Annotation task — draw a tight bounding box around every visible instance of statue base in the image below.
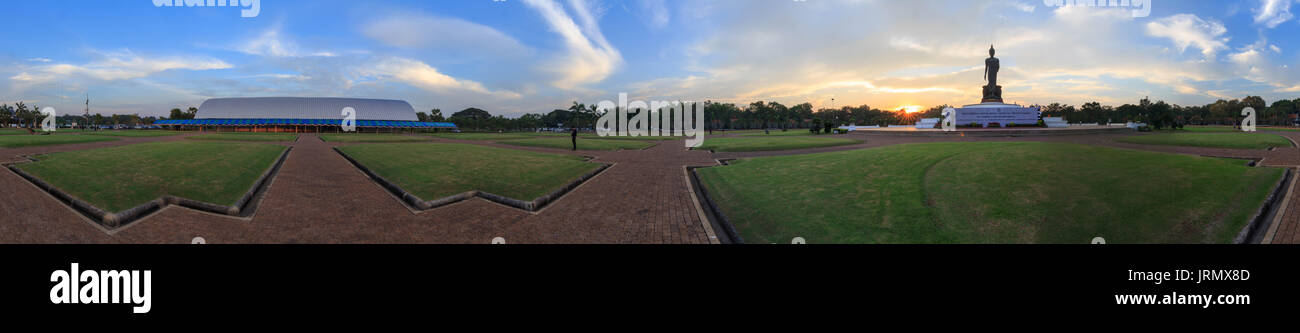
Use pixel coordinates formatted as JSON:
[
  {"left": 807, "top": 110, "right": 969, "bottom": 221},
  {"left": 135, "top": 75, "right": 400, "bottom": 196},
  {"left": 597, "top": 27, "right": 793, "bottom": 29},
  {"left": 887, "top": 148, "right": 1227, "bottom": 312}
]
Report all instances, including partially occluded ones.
[
  {"left": 955, "top": 102, "right": 1040, "bottom": 128},
  {"left": 981, "top": 85, "right": 1003, "bottom": 103}
]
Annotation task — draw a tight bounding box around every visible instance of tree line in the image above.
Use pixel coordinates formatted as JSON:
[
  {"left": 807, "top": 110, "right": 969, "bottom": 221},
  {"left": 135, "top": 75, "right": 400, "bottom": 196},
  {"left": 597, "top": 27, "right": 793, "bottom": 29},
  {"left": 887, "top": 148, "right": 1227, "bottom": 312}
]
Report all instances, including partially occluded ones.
[
  {"left": 440, "top": 100, "right": 929, "bottom": 132},
  {"left": 1036, "top": 95, "right": 1299, "bottom": 128},
  {"left": 7, "top": 94, "right": 1296, "bottom": 131},
  {"left": 0, "top": 103, "right": 200, "bottom": 128},
  {"left": 433, "top": 94, "right": 1300, "bottom": 132}
]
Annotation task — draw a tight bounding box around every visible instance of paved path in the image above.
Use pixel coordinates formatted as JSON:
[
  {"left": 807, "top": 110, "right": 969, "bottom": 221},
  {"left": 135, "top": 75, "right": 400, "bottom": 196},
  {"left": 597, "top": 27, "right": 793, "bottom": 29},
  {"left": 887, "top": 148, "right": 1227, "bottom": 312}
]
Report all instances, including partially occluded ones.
[
  {"left": 1, "top": 134, "right": 718, "bottom": 243},
  {"left": 3, "top": 129, "right": 1299, "bottom": 243}
]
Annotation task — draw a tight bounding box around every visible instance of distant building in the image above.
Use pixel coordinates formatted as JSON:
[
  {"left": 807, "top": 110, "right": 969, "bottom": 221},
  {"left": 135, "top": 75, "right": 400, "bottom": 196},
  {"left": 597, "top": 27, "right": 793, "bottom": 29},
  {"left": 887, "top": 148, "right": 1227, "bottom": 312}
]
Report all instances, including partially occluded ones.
[{"left": 155, "top": 97, "right": 456, "bottom": 132}]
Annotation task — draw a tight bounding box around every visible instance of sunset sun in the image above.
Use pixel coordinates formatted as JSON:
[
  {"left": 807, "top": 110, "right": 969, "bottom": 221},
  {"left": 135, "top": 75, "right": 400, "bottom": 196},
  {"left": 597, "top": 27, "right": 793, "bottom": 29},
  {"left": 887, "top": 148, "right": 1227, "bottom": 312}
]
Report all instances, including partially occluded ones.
[{"left": 897, "top": 105, "right": 923, "bottom": 113}]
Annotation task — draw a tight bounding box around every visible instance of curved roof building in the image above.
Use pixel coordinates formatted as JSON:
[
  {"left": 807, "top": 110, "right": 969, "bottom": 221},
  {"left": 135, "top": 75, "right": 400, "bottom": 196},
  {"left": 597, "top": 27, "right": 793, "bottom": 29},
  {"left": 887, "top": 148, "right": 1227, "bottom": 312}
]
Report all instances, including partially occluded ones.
[
  {"left": 155, "top": 97, "right": 456, "bottom": 130},
  {"left": 197, "top": 97, "right": 419, "bottom": 121}
]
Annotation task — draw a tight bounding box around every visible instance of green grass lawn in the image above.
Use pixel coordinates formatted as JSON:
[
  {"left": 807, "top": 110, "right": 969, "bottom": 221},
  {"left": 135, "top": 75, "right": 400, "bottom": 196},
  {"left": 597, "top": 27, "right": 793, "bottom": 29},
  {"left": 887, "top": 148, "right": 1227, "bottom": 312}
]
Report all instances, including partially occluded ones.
[
  {"left": 16, "top": 141, "right": 287, "bottom": 212},
  {"left": 531, "top": 131, "right": 686, "bottom": 141},
  {"left": 1183, "top": 126, "right": 1238, "bottom": 133},
  {"left": 738, "top": 130, "right": 826, "bottom": 137},
  {"left": 1185, "top": 126, "right": 1300, "bottom": 133},
  {"left": 714, "top": 130, "right": 765, "bottom": 135},
  {"left": 0, "top": 134, "right": 118, "bottom": 148},
  {"left": 580, "top": 134, "right": 684, "bottom": 141},
  {"left": 697, "top": 136, "right": 860, "bottom": 152},
  {"left": 696, "top": 142, "right": 1283, "bottom": 244},
  {"left": 320, "top": 133, "right": 431, "bottom": 143},
  {"left": 1118, "top": 132, "right": 1291, "bottom": 149},
  {"left": 1258, "top": 127, "right": 1300, "bottom": 132},
  {"left": 83, "top": 131, "right": 182, "bottom": 137},
  {"left": 187, "top": 132, "right": 299, "bottom": 142},
  {"left": 337, "top": 143, "right": 601, "bottom": 200},
  {"left": 0, "top": 128, "right": 30, "bottom": 136},
  {"left": 428, "top": 132, "right": 539, "bottom": 141},
  {"left": 497, "top": 137, "right": 653, "bottom": 151}
]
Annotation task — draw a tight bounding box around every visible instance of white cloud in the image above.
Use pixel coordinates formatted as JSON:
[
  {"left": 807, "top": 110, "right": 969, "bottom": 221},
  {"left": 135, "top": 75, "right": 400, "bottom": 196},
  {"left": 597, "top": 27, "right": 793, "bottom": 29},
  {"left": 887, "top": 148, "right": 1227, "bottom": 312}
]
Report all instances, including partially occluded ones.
[
  {"left": 363, "top": 57, "right": 521, "bottom": 98},
  {"left": 639, "top": 0, "right": 671, "bottom": 28},
  {"left": 1230, "top": 48, "right": 1262, "bottom": 66},
  {"left": 1253, "top": 0, "right": 1295, "bottom": 28},
  {"left": 1145, "top": 14, "right": 1229, "bottom": 59},
  {"left": 522, "top": 0, "right": 623, "bottom": 89},
  {"left": 363, "top": 14, "right": 530, "bottom": 56},
  {"left": 1008, "top": 1, "right": 1035, "bottom": 13},
  {"left": 238, "top": 27, "right": 336, "bottom": 58},
  {"left": 623, "top": 1, "right": 1293, "bottom": 109},
  {"left": 10, "top": 50, "right": 231, "bottom": 84}
]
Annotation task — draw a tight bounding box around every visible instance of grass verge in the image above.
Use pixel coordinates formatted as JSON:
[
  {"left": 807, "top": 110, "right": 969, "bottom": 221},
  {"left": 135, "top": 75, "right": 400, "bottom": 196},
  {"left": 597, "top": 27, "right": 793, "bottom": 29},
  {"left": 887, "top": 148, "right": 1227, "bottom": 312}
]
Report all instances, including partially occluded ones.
[
  {"left": 16, "top": 141, "right": 287, "bottom": 212},
  {"left": 337, "top": 143, "right": 601, "bottom": 200},
  {"left": 1118, "top": 132, "right": 1291, "bottom": 149},
  {"left": 695, "top": 142, "right": 1283, "bottom": 244},
  {"left": 697, "top": 136, "right": 860, "bottom": 152}
]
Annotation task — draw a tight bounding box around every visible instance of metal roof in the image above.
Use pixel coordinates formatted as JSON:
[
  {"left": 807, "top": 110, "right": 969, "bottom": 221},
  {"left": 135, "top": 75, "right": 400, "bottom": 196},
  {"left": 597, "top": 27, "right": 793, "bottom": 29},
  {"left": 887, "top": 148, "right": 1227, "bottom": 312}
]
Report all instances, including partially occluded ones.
[{"left": 197, "top": 97, "right": 419, "bottom": 121}]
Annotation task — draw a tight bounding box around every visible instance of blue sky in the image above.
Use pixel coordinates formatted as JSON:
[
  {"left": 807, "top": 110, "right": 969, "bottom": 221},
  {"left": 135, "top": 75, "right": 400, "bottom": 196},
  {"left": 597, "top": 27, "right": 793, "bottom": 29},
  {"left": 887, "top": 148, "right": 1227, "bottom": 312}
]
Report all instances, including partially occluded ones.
[{"left": 2, "top": 0, "right": 1299, "bottom": 117}]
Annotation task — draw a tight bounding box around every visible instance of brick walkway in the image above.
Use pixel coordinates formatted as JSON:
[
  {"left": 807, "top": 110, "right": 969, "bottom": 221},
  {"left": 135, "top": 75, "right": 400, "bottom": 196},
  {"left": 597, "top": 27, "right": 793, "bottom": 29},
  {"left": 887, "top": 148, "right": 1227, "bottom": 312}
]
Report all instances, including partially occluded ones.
[
  {"left": 1, "top": 134, "right": 719, "bottom": 243},
  {"left": 2, "top": 129, "right": 1298, "bottom": 243}
]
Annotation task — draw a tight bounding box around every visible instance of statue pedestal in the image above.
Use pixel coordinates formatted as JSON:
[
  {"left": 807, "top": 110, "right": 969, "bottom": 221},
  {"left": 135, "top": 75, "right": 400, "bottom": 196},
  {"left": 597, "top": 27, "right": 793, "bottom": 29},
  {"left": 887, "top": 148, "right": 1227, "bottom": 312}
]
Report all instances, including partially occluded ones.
[
  {"left": 955, "top": 102, "right": 1039, "bottom": 128},
  {"left": 981, "top": 85, "right": 1003, "bottom": 103}
]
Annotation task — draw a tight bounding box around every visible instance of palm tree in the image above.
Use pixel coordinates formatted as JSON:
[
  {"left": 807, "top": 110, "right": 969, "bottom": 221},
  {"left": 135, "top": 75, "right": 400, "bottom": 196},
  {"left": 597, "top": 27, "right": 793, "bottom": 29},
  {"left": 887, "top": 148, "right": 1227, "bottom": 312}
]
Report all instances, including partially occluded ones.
[{"left": 567, "top": 101, "right": 585, "bottom": 129}]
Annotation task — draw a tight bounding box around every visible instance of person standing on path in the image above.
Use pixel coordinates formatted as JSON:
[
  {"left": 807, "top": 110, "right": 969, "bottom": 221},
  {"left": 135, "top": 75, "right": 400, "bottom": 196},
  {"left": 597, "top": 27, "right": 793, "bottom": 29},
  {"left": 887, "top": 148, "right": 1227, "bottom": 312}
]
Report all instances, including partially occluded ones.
[{"left": 570, "top": 127, "right": 578, "bottom": 151}]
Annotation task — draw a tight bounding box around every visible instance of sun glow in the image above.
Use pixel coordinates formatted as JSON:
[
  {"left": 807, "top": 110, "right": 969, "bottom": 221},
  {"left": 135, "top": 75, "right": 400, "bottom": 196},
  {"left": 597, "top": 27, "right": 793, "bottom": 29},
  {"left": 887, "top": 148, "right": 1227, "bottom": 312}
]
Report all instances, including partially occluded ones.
[{"left": 897, "top": 105, "right": 923, "bottom": 113}]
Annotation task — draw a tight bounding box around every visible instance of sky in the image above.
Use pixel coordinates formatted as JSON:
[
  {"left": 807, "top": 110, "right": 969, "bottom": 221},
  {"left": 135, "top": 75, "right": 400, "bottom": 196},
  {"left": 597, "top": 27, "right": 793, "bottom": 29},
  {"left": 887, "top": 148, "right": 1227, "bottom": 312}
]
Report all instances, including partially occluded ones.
[{"left": 2, "top": 0, "right": 1299, "bottom": 117}]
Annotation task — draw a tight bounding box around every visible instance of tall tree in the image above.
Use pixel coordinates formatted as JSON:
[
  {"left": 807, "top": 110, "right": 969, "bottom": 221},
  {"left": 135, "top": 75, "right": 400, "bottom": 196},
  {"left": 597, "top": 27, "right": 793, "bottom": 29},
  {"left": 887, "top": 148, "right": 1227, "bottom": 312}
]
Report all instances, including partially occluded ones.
[{"left": 0, "top": 104, "right": 12, "bottom": 127}]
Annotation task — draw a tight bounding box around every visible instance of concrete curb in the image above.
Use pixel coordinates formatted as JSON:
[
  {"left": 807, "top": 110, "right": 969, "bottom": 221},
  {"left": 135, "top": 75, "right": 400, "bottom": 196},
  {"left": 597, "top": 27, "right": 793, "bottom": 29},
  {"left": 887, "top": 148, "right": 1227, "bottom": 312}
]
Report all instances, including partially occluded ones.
[
  {"left": 686, "top": 158, "right": 743, "bottom": 244},
  {"left": 1262, "top": 167, "right": 1298, "bottom": 244},
  {"left": 1237, "top": 168, "right": 1293, "bottom": 244}
]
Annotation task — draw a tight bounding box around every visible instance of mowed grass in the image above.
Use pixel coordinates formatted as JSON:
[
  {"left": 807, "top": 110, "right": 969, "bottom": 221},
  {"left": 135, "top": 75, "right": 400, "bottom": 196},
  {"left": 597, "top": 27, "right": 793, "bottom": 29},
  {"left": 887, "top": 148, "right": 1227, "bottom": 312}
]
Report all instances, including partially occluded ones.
[
  {"left": 1118, "top": 132, "right": 1291, "bottom": 149},
  {"left": 337, "top": 143, "right": 601, "bottom": 200},
  {"left": 0, "top": 128, "right": 29, "bottom": 136},
  {"left": 498, "top": 137, "right": 653, "bottom": 151},
  {"left": 533, "top": 131, "right": 686, "bottom": 141},
  {"left": 1186, "top": 126, "right": 1300, "bottom": 133},
  {"left": 320, "top": 133, "right": 430, "bottom": 143},
  {"left": 188, "top": 132, "right": 299, "bottom": 142},
  {"left": 428, "top": 132, "right": 537, "bottom": 141},
  {"left": 696, "top": 142, "right": 1283, "bottom": 244},
  {"left": 697, "top": 136, "right": 860, "bottom": 152},
  {"left": 581, "top": 134, "right": 683, "bottom": 141},
  {"left": 0, "top": 134, "right": 118, "bottom": 148},
  {"left": 84, "top": 131, "right": 181, "bottom": 137},
  {"left": 738, "top": 130, "right": 827, "bottom": 137},
  {"left": 433, "top": 131, "right": 684, "bottom": 142},
  {"left": 16, "top": 141, "right": 287, "bottom": 212},
  {"left": 1183, "top": 126, "right": 1238, "bottom": 133}
]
